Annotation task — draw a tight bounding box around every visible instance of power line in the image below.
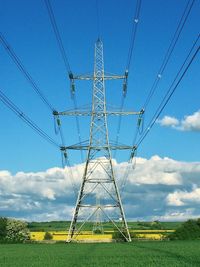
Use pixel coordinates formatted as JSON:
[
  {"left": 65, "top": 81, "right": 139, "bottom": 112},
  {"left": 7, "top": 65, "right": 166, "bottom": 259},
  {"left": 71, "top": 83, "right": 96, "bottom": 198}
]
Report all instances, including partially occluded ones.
[
  {"left": 44, "top": 0, "right": 84, "bottom": 162},
  {"left": 44, "top": 0, "right": 71, "bottom": 73},
  {"left": 60, "top": 142, "right": 79, "bottom": 196},
  {"left": 118, "top": 111, "right": 143, "bottom": 193},
  {"left": 126, "top": 0, "right": 142, "bottom": 72},
  {"left": 124, "top": 0, "right": 195, "bottom": 155},
  {"left": 113, "top": 97, "right": 124, "bottom": 158},
  {"left": 0, "top": 33, "right": 55, "bottom": 112},
  {"left": 0, "top": 89, "right": 60, "bottom": 148},
  {"left": 143, "top": 0, "right": 195, "bottom": 109},
  {"left": 113, "top": 0, "right": 142, "bottom": 158},
  {"left": 1, "top": 86, "right": 78, "bottom": 194},
  {"left": 73, "top": 96, "right": 84, "bottom": 162},
  {"left": 137, "top": 37, "right": 200, "bottom": 148},
  {"left": 119, "top": 35, "right": 199, "bottom": 197},
  {"left": 54, "top": 110, "right": 79, "bottom": 196},
  {"left": 119, "top": 0, "right": 196, "bottom": 194}
]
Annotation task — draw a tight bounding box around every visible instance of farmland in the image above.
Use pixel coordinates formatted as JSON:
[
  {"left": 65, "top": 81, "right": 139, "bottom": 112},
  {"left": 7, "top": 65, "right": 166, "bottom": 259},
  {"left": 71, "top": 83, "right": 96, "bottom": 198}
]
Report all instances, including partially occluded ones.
[
  {"left": 28, "top": 221, "right": 182, "bottom": 231},
  {"left": 30, "top": 229, "right": 175, "bottom": 242},
  {"left": 1, "top": 241, "right": 200, "bottom": 267},
  {"left": 28, "top": 221, "right": 179, "bottom": 241}
]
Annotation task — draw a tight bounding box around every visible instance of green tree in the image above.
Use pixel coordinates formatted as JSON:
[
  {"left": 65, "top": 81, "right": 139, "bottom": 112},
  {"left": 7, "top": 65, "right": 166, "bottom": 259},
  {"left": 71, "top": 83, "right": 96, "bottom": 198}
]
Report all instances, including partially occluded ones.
[
  {"left": 0, "top": 217, "right": 7, "bottom": 241},
  {"left": 197, "top": 218, "right": 200, "bottom": 228},
  {"left": 169, "top": 219, "right": 200, "bottom": 240},
  {"left": 6, "top": 218, "right": 30, "bottom": 243},
  {"left": 44, "top": 232, "right": 53, "bottom": 240}
]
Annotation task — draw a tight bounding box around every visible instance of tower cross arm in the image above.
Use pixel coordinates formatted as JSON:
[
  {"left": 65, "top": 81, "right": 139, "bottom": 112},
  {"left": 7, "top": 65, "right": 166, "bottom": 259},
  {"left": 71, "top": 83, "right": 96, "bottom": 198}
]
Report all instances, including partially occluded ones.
[
  {"left": 73, "top": 74, "right": 126, "bottom": 80},
  {"left": 54, "top": 110, "right": 143, "bottom": 116},
  {"left": 60, "top": 145, "right": 135, "bottom": 150}
]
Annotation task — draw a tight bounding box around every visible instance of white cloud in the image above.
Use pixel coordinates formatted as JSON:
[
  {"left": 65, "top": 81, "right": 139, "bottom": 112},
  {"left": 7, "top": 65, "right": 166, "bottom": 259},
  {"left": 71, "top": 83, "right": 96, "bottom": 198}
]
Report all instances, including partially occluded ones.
[
  {"left": 116, "top": 155, "right": 182, "bottom": 186},
  {"left": 166, "top": 187, "right": 200, "bottom": 206},
  {"left": 180, "top": 111, "right": 200, "bottom": 131},
  {"left": 153, "top": 208, "right": 196, "bottom": 222},
  {"left": 42, "top": 188, "right": 56, "bottom": 200},
  {"left": 158, "top": 110, "right": 200, "bottom": 131},
  {"left": 1, "top": 156, "right": 200, "bottom": 221},
  {"left": 157, "top": 116, "right": 179, "bottom": 127},
  {"left": 166, "top": 192, "right": 185, "bottom": 206}
]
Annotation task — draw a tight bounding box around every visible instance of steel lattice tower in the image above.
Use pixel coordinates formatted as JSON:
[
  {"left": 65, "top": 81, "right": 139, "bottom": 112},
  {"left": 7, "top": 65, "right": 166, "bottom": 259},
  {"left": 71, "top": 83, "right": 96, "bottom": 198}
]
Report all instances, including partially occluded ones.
[
  {"left": 66, "top": 39, "right": 131, "bottom": 242},
  {"left": 55, "top": 39, "right": 142, "bottom": 242}
]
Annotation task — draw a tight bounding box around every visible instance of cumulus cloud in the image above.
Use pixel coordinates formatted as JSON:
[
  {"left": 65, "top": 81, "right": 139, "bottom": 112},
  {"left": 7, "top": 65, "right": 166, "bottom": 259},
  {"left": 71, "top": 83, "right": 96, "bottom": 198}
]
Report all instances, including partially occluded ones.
[
  {"left": 166, "top": 187, "right": 200, "bottom": 206},
  {"left": 181, "top": 111, "right": 200, "bottom": 131},
  {"left": 158, "top": 110, "right": 200, "bottom": 131},
  {"left": 157, "top": 116, "right": 179, "bottom": 127},
  {"left": 1, "top": 156, "right": 200, "bottom": 221}
]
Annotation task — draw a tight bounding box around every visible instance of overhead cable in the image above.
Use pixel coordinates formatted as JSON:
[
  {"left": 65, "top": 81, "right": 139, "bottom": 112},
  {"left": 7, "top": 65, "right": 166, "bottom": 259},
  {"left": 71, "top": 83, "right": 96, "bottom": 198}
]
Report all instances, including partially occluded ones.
[
  {"left": 0, "top": 89, "right": 59, "bottom": 148},
  {"left": 126, "top": 0, "right": 142, "bottom": 72},
  {"left": 120, "top": 0, "right": 196, "bottom": 194},
  {"left": 44, "top": 0, "right": 84, "bottom": 162},
  {"left": 137, "top": 37, "right": 200, "bottom": 148},
  {"left": 113, "top": 97, "right": 125, "bottom": 159},
  {"left": 54, "top": 112, "right": 79, "bottom": 195},
  {"left": 143, "top": 0, "right": 195, "bottom": 109},
  {"left": 114, "top": 0, "right": 142, "bottom": 158},
  {"left": 0, "top": 33, "right": 55, "bottom": 112},
  {"left": 120, "top": 35, "right": 199, "bottom": 198},
  {"left": 44, "top": 0, "right": 71, "bottom": 73}
]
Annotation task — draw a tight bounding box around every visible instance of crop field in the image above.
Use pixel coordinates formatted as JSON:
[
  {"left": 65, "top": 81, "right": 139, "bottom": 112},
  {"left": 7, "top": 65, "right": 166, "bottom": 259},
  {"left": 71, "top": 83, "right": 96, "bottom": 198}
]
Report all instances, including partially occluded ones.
[
  {"left": 1, "top": 241, "right": 200, "bottom": 267},
  {"left": 28, "top": 221, "right": 182, "bottom": 231},
  {"left": 30, "top": 229, "right": 175, "bottom": 241}
]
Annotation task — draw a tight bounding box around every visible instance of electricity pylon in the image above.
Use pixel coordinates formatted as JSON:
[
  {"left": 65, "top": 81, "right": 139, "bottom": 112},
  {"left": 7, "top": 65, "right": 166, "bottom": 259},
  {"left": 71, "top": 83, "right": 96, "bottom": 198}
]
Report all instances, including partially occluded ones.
[{"left": 55, "top": 39, "right": 142, "bottom": 242}]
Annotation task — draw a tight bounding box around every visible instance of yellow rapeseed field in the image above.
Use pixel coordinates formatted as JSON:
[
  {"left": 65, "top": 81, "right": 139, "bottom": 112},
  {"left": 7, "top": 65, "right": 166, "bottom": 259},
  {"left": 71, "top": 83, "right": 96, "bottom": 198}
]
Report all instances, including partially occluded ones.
[{"left": 30, "top": 229, "right": 174, "bottom": 241}]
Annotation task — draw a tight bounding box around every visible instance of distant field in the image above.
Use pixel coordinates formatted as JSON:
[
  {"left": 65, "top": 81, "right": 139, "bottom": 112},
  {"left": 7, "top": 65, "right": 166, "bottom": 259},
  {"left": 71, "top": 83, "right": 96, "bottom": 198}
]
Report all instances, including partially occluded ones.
[
  {"left": 1, "top": 241, "right": 200, "bottom": 267},
  {"left": 30, "top": 229, "right": 175, "bottom": 241},
  {"left": 28, "top": 221, "right": 182, "bottom": 231}
]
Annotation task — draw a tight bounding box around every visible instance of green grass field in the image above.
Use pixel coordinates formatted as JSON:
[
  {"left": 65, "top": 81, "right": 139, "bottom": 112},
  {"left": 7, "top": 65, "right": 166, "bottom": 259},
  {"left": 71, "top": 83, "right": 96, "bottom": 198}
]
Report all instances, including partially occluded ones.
[
  {"left": 28, "top": 221, "right": 182, "bottom": 231},
  {"left": 0, "top": 241, "right": 200, "bottom": 267}
]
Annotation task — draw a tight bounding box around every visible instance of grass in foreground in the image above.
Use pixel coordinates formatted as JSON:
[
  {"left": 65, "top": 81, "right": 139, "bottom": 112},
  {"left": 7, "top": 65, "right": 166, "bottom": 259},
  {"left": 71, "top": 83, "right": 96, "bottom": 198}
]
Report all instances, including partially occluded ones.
[{"left": 0, "top": 241, "right": 200, "bottom": 267}]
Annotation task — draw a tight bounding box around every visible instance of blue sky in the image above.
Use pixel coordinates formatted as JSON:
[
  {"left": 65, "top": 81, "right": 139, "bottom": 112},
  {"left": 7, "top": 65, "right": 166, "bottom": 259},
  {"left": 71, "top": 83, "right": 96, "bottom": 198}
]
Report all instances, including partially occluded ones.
[{"left": 0, "top": 0, "right": 200, "bottom": 221}]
